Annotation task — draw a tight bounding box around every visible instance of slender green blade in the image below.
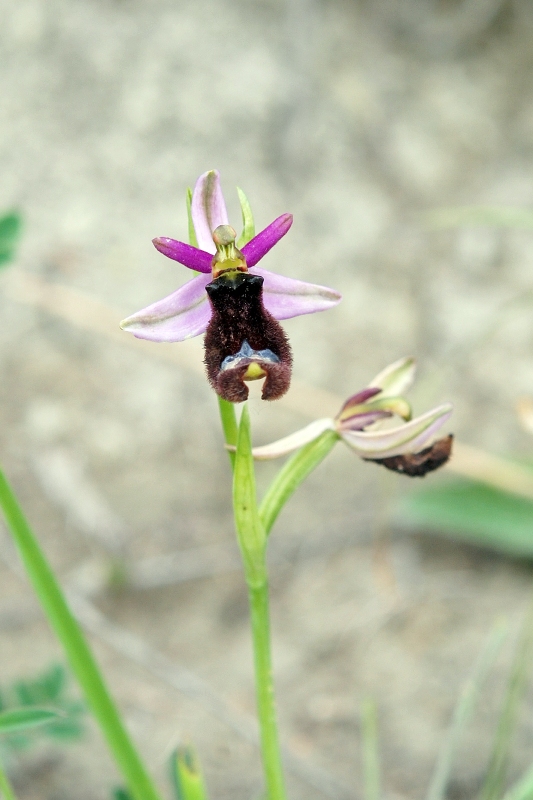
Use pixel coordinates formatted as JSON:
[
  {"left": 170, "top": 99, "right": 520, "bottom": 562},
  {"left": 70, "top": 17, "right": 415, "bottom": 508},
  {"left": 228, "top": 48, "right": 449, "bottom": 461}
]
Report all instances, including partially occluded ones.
[
  {"left": 400, "top": 479, "right": 533, "bottom": 558},
  {"left": 236, "top": 187, "right": 255, "bottom": 248},
  {"left": 480, "top": 600, "right": 533, "bottom": 800},
  {"left": 186, "top": 188, "right": 198, "bottom": 248},
  {"left": 170, "top": 746, "right": 209, "bottom": 800},
  {"left": 233, "top": 406, "right": 266, "bottom": 584},
  {"left": 361, "top": 697, "right": 380, "bottom": 800},
  {"left": 425, "top": 620, "right": 508, "bottom": 800},
  {"left": 427, "top": 207, "right": 533, "bottom": 230},
  {"left": 0, "top": 211, "right": 22, "bottom": 267},
  {"left": 259, "top": 430, "right": 339, "bottom": 535},
  {"left": 0, "top": 467, "right": 162, "bottom": 800},
  {"left": 0, "top": 707, "right": 61, "bottom": 734}
]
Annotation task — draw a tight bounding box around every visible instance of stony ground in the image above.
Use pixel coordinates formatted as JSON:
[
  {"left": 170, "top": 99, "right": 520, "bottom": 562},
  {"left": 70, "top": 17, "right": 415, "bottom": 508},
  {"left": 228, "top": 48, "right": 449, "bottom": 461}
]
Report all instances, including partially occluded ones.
[{"left": 2, "top": 1, "right": 533, "bottom": 798}]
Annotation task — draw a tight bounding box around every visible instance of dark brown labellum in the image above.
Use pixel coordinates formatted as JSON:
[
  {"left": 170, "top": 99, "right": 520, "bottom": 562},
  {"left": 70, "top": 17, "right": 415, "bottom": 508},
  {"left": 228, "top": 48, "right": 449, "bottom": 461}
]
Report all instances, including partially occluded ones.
[
  {"left": 365, "top": 434, "right": 453, "bottom": 477},
  {"left": 204, "top": 271, "right": 292, "bottom": 403}
]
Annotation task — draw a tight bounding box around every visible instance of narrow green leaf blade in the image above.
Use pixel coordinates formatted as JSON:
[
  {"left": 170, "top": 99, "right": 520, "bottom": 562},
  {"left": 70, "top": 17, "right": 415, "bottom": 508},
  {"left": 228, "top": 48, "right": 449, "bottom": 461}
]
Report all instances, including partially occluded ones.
[
  {"left": 400, "top": 479, "right": 533, "bottom": 558},
  {"left": 236, "top": 187, "right": 255, "bottom": 248},
  {"left": 170, "top": 746, "right": 209, "bottom": 800},
  {"left": 0, "top": 211, "right": 22, "bottom": 267},
  {"left": 259, "top": 429, "right": 339, "bottom": 535},
  {"left": 425, "top": 620, "right": 508, "bottom": 800},
  {"left": 0, "top": 707, "right": 62, "bottom": 734},
  {"left": 0, "top": 467, "right": 162, "bottom": 800}
]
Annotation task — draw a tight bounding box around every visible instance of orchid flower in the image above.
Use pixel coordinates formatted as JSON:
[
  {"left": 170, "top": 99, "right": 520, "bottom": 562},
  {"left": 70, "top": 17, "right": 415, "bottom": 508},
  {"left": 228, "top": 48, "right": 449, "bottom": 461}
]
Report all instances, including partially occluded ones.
[
  {"left": 250, "top": 357, "right": 453, "bottom": 476},
  {"left": 121, "top": 170, "right": 341, "bottom": 403}
]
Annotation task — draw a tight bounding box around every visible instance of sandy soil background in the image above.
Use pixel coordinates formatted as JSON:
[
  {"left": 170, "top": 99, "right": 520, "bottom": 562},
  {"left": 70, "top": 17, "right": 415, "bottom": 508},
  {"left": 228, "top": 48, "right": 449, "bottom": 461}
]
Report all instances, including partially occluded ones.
[{"left": 2, "top": 1, "right": 533, "bottom": 798}]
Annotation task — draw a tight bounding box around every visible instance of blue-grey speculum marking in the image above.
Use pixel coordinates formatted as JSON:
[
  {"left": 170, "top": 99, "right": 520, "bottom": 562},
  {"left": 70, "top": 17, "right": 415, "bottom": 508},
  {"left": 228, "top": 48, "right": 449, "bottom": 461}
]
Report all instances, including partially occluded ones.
[{"left": 220, "top": 340, "right": 281, "bottom": 371}]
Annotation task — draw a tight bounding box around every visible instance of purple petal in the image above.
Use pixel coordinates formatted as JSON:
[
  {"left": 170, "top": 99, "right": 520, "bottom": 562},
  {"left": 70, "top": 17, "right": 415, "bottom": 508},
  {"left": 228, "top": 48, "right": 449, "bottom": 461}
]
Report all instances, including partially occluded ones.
[
  {"left": 152, "top": 238, "right": 212, "bottom": 274},
  {"left": 338, "top": 388, "right": 382, "bottom": 416},
  {"left": 254, "top": 267, "right": 342, "bottom": 320},
  {"left": 191, "top": 170, "right": 229, "bottom": 254},
  {"left": 242, "top": 214, "right": 293, "bottom": 267},
  {"left": 120, "top": 274, "right": 212, "bottom": 342},
  {"left": 340, "top": 404, "right": 453, "bottom": 459}
]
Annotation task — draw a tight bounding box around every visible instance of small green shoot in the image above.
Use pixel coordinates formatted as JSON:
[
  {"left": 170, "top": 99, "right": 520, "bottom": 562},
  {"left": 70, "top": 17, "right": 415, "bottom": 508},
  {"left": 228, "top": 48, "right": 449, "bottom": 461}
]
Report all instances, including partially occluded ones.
[{"left": 170, "top": 746, "right": 209, "bottom": 800}]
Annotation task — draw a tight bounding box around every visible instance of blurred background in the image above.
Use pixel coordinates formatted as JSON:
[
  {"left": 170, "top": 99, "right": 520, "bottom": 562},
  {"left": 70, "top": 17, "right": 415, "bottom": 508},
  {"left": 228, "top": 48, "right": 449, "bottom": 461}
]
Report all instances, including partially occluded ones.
[{"left": 2, "top": 1, "right": 533, "bottom": 798}]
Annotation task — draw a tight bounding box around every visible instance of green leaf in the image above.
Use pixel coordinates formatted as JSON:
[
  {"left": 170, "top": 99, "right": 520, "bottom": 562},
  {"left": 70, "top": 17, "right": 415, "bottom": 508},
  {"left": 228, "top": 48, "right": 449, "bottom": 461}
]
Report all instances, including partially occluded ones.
[
  {"left": 0, "top": 467, "right": 162, "bottom": 800},
  {"left": 400, "top": 479, "right": 533, "bottom": 558},
  {"left": 425, "top": 620, "right": 508, "bottom": 800},
  {"left": 170, "top": 746, "right": 209, "bottom": 800},
  {"left": 186, "top": 188, "right": 198, "bottom": 248},
  {"left": 361, "top": 697, "right": 380, "bottom": 800},
  {"left": 236, "top": 187, "right": 255, "bottom": 248},
  {"left": 426, "top": 207, "right": 533, "bottom": 230},
  {"left": 0, "top": 707, "right": 62, "bottom": 734},
  {"left": 259, "top": 429, "right": 339, "bottom": 535},
  {"left": 233, "top": 405, "right": 266, "bottom": 585},
  {"left": 0, "top": 211, "right": 22, "bottom": 267}
]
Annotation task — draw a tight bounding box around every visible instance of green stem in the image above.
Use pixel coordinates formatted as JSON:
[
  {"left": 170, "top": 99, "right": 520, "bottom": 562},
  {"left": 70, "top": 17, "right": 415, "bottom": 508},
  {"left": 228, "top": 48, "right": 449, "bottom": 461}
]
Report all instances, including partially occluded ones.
[
  {"left": 231, "top": 406, "right": 287, "bottom": 800},
  {"left": 0, "top": 763, "right": 16, "bottom": 800},
  {"left": 218, "top": 396, "right": 238, "bottom": 468},
  {"left": 0, "top": 468, "right": 162, "bottom": 800},
  {"left": 249, "top": 581, "right": 287, "bottom": 800}
]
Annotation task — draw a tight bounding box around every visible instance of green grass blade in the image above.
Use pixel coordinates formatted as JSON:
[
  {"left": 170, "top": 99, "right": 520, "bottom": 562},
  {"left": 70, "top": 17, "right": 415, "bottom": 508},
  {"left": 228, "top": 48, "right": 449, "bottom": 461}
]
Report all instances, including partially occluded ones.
[
  {"left": 480, "top": 601, "right": 533, "bottom": 800},
  {"left": 426, "top": 619, "right": 508, "bottom": 800},
  {"left": 259, "top": 430, "right": 338, "bottom": 535},
  {"left": 361, "top": 697, "right": 380, "bottom": 800},
  {"left": 0, "top": 708, "right": 61, "bottom": 734},
  {"left": 0, "top": 467, "right": 162, "bottom": 800}
]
